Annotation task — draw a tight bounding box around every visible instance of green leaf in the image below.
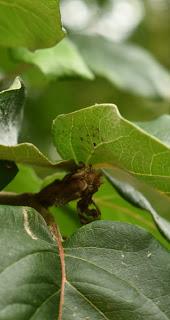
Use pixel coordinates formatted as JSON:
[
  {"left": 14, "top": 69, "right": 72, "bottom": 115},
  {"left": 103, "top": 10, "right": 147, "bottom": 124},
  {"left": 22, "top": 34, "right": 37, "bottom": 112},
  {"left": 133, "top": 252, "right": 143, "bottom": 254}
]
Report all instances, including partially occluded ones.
[
  {"left": 0, "top": 143, "right": 74, "bottom": 170},
  {"left": 73, "top": 35, "right": 170, "bottom": 99},
  {"left": 63, "top": 221, "right": 170, "bottom": 319},
  {"left": 0, "top": 0, "right": 64, "bottom": 49},
  {"left": 53, "top": 104, "right": 170, "bottom": 193},
  {"left": 0, "top": 77, "right": 24, "bottom": 188},
  {"left": 12, "top": 38, "right": 94, "bottom": 80},
  {"left": 103, "top": 166, "right": 170, "bottom": 241},
  {"left": 0, "top": 77, "right": 25, "bottom": 146},
  {"left": 0, "top": 77, "right": 73, "bottom": 171},
  {"left": 1, "top": 207, "right": 170, "bottom": 319},
  {"left": 0, "top": 205, "right": 60, "bottom": 320},
  {"left": 137, "top": 115, "right": 170, "bottom": 147}
]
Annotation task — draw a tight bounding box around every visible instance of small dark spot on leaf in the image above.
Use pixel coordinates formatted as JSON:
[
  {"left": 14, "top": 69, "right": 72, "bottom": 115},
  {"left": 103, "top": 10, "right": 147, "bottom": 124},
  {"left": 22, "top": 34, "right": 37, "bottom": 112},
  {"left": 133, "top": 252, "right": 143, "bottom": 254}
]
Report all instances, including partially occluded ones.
[
  {"left": 80, "top": 137, "right": 83, "bottom": 141},
  {"left": 93, "top": 142, "right": 96, "bottom": 147}
]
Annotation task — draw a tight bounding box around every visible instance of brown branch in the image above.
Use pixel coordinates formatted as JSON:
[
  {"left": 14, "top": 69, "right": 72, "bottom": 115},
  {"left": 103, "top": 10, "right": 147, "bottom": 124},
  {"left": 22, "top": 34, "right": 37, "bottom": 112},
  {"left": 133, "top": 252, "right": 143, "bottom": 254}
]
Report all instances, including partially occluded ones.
[
  {"left": 0, "top": 191, "right": 37, "bottom": 208},
  {"left": 0, "top": 165, "right": 101, "bottom": 206},
  {"left": 50, "top": 223, "right": 66, "bottom": 320},
  {"left": 0, "top": 165, "right": 102, "bottom": 225},
  {"left": 36, "top": 165, "right": 101, "bottom": 206},
  {"left": 0, "top": 191, "right": 53, "bottom": 224}
]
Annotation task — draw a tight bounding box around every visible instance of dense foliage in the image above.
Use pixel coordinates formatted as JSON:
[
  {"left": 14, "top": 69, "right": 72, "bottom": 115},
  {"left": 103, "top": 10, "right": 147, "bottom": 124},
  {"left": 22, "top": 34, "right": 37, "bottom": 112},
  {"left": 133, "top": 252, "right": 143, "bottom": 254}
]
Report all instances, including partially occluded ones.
[{"left": 0, "top": 1, "right": 170, "bottom": 319}]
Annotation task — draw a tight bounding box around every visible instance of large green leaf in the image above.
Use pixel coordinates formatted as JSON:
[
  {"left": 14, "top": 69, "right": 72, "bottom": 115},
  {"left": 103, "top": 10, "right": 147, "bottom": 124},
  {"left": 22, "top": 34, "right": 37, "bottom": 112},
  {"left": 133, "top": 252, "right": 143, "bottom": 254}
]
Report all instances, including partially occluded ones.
[
  {"left": 63, "top": 221, "right": 170, "bottom": 319},
  {"left": 0, "top": 207, "right": 170, "bottom": 319},
  {"left": 103, "top": 166, "right": 170, "bottom": 241},
  {"left": 53, "top": 104, "right": 170, "bottom": 193},
  {"left": 0, "top": 0, "right": 64, "bottom": 49},
  {"left": 73, "top": 35, "right": 170, "bottom": 99},
  {"left": 0, "top": 205, "right": 60, "bottom": 320},
  {"left": 12, "top": 38, "right": 94, "bottom": 80}
]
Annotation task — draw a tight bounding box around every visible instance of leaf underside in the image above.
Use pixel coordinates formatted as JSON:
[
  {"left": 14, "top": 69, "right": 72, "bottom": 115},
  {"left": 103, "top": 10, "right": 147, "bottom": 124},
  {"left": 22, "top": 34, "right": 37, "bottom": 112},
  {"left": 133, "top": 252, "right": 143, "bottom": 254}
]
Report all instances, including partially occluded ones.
[{"left": 53, "top": 104, "right": 170, "bottom": 194}]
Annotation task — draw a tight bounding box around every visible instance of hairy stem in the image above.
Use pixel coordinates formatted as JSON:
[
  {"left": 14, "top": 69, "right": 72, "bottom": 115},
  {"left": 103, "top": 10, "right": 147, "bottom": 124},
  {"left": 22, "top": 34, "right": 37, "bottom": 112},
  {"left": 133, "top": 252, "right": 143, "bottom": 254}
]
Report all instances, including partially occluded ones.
[{"left": 0, "top": 165, "right": 102, "bottom": 224}]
